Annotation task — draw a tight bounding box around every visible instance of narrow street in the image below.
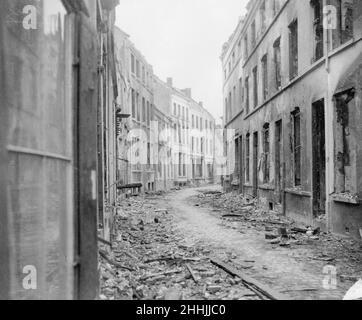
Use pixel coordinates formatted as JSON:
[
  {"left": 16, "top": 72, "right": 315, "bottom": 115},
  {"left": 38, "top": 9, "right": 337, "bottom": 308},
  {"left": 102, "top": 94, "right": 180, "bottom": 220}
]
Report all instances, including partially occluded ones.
[{"left": 100, "top": 187, "right": 362, "bottom": 301}]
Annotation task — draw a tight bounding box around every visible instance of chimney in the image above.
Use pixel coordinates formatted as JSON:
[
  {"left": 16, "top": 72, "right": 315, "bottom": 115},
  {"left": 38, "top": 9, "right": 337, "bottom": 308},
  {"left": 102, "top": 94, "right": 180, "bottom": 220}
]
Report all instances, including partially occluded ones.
[
  {"left": 181, "top": 88, "right": 192, "bottom": 98},
  {"left": 166, "top": 77, "right": 173, "bottom": 87}
]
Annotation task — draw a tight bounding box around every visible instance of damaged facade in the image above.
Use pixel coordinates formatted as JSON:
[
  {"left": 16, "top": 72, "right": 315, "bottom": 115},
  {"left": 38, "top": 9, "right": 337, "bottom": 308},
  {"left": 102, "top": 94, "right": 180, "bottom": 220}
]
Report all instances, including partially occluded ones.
[{"left": 221, "top": 0, "right": 362, "bottom": 238}]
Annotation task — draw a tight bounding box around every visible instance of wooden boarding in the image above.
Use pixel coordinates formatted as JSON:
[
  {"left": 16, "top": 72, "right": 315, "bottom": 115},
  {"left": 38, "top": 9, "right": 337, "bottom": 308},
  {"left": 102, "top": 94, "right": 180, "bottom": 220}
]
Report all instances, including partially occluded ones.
[{"left": 211, "top": 257, "right": 289, "bottom": 300}]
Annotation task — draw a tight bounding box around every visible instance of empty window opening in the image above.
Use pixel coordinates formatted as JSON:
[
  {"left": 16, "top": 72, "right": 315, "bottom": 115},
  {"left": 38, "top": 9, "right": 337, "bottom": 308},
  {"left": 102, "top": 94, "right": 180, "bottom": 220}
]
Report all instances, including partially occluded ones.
[
  {"left": 334, "top": 88, "right": 356, "bottom": 194},
  {"left": 311, "top": 0, "right": 324, "bottom": 61},
  {"left": 273, "top": 37, "right": 282, "bottom": 90},
  {"left": 289, "top": 20, "right": 298, "bottom": 80},
  {"left": 253, "top": 66, "right": 258, "bottom": 108},
  {"left": 292, "top": 107, "right": 301, "bottom": 186},
  {"left": 262, "top": 54, "right": 268, "bottom": 101}
]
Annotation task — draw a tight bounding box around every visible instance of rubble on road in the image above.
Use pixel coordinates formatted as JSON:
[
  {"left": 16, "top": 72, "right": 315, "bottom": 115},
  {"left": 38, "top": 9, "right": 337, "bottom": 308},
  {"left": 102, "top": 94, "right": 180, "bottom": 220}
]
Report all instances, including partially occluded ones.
[
  {"left": 190, "top": 190, "right": 362, "bottom": 287},
  {"left": 99, "top": 193, "right": 260, "bottom": 301}
]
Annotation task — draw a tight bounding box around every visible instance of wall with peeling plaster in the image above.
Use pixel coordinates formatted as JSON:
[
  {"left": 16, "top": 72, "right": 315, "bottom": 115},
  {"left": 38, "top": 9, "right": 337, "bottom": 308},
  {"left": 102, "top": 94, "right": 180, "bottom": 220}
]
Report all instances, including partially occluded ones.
[{"left": 222, "top": 0, "right": 362, "bottom": 238}]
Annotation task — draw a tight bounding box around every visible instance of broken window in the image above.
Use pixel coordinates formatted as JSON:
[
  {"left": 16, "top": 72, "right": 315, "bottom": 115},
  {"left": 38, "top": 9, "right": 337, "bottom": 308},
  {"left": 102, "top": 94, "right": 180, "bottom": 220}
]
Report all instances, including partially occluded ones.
[
  {"left": 253, "top": 66, "right": 258, "bottom": 108},
  {"left": 273, "top": 37, "right": 282, "bottom": 89},
  {"left": 245, "top": 133, "right": 251, "bottom": 183},
  {"left": 292, "top": 107, "right": 302, "bottom": 186},
  {"left": 262, "top": 54, "right": 268, "bottom": 101},
  {"left": 289, "top": 19, "right": 298, "bottom": 80},
  {"left": 263, "top": 123, "right": 270, "bottom": 183},
  {"left": 334, "top": 88, "right": 356, "bottom": 194}
]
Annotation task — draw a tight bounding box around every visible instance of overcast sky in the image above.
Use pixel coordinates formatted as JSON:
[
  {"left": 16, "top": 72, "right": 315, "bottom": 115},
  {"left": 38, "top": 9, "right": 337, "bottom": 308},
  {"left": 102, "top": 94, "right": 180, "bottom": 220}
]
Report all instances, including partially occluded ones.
[{"left": 115, "top": 0, "right": 248, "bottom": 123}]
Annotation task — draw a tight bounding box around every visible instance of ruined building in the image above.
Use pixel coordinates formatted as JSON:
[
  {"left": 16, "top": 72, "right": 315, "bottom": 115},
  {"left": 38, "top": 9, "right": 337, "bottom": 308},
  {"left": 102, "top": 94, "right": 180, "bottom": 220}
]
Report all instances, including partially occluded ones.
[{"left": 221, "top": 0, "right": 362, "bottom": 238}]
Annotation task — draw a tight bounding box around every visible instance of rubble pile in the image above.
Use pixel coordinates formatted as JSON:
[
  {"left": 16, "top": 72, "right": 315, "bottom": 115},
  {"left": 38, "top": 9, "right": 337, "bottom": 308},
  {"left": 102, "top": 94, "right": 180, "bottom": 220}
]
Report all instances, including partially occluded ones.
[
  {"left": 99, "top": 194, "right": 260, "bottom": 300},
  {"left": 191, "top": 190, "right": 362, "bottom": 283},
  {"left": 193, "top": 190, "right": 291, "bottom": 226}
]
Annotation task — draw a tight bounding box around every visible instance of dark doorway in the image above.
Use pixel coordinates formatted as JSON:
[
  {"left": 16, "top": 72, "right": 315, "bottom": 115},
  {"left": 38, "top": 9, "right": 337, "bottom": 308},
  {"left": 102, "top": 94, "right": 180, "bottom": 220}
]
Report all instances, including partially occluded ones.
[
  {"left": 275, "top": 120, "right": 283, "bottom": 204},
  {"left": 253, "top": 132, "right": 259, "bottom": 197},
  {"left": 312, "top": 99, "right": 326, "bottom": 217},
  {"left": 239, "top": 135, "right": 243, "bottom": 193}
]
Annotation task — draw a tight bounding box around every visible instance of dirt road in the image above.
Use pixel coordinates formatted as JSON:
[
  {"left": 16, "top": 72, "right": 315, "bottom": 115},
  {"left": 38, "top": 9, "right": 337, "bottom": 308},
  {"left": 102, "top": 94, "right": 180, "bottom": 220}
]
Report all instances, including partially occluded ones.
[
  {"left": 100, "top": 186, "right": 362, "bottom": 300},
  {"left": 155, "top": 186, "right": 361, "bottom": 300}
]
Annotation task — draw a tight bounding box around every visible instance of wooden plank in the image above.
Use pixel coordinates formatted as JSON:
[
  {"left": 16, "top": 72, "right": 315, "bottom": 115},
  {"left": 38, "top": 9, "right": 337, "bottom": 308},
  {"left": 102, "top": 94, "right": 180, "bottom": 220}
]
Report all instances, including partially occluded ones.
[
  {"left": 210, "top": 257, "right": 289, "bottom": 300},
  {"left": 0, "top": 1, "right": 10, "bottom": 300},
  {"left": 185, "top": 264, "right": 198, "bottom": 284},
  {"left": 77, "top": 12, "right": 99, "bottom": 300}
]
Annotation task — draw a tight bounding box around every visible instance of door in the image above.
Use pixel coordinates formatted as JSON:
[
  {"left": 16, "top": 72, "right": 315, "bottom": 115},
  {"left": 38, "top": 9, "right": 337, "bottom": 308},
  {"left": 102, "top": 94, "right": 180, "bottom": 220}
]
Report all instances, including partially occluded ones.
[
  {"left": 253, "top": 132, "right": 259, "bottom": 197},
  {"left": 312, "top": 99, "right": 326, "bottom": 217},
  {"left": 275, "top": 120, "right": 283, "bottom": 203}
]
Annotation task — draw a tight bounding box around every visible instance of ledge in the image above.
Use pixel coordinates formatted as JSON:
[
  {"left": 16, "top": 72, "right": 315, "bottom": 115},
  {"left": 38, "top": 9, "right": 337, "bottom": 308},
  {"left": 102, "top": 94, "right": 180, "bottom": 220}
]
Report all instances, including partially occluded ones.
[
  {"left": 285, "top": 188, "right": 311, "bottom": 198},
  {"left": 331, "top": 193, "right": 361, "bottom": 205}
]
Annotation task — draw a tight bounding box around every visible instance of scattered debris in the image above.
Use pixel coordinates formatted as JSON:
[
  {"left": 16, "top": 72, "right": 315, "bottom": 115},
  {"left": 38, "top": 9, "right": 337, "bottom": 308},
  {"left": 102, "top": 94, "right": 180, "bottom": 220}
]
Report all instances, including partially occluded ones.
[{"left": 210, "top": 257, "right": 289, "bottom": 300}]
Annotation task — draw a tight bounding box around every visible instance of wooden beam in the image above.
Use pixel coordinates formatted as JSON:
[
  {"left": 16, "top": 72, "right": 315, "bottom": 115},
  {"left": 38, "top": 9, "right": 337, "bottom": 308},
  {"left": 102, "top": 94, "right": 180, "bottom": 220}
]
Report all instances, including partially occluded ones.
[
  {"left": 0, "top": 2, "right": 10, "bottom": 300},
  {"left": 210, "top": 257, "right": 289, "bottom": 300}
]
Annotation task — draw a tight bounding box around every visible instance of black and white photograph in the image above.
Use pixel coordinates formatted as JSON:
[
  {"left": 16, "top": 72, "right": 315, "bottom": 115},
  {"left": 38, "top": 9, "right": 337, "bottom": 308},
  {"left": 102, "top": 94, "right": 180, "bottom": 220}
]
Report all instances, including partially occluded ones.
[{"left": 0, "top": 0, "right": 362, "bottom": 306}]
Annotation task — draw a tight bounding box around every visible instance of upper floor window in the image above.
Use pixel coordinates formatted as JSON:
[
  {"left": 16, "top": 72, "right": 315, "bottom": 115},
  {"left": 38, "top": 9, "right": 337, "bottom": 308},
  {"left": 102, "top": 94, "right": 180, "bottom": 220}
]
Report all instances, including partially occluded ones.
[
  {"left": 289, "top": 19, "right": 298, "bottom": 80},
  {"left": 311, "top": 0, "right": 324, "bottom": 61},
  {"left": 245, "top": 76, "right": 250, "bottom": 114},
  {"left": 253, "top": 66, "right": 258, "bottom": 108},
  {"left": 261, "top": 54, "right": 268, "bottom": 101},
  {"left": 131, "top": 54, "right": 135, "bottom": 74},
  {"left": 239, "top": 77, "right": 243, "bottom": 107},
  {"left": 260, "top": 0, "right": 266, "bottom": 33},
  {"left": 330, "top": 0, "right": 354, "bottom": 49},
  {"left": 244, "top": 34, "right": 249, "bottom": 58},
  {"left": 251, "top": 21, "right": 256, "bottom": 48},
  {"left": 136, "top": 59, "right": 140, "bottom": 78},
  {"left": 273, "top": 37, "right": 282, "bottom": 90}
]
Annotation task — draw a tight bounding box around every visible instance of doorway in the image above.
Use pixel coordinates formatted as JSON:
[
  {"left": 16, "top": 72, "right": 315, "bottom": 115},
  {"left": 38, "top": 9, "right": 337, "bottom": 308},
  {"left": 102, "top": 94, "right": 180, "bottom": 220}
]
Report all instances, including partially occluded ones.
[
  {"left": 275, "top": 120, "right": 283, "bottom": 204},
  {"left": 239, "top": 135, "right": 243, "bottom": 193},
  {"left": 312, "top": 99, "right": 326, "bottom": 217},
  {"left": 253, "top": 132, "right": 259, "bottom": 197}
]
